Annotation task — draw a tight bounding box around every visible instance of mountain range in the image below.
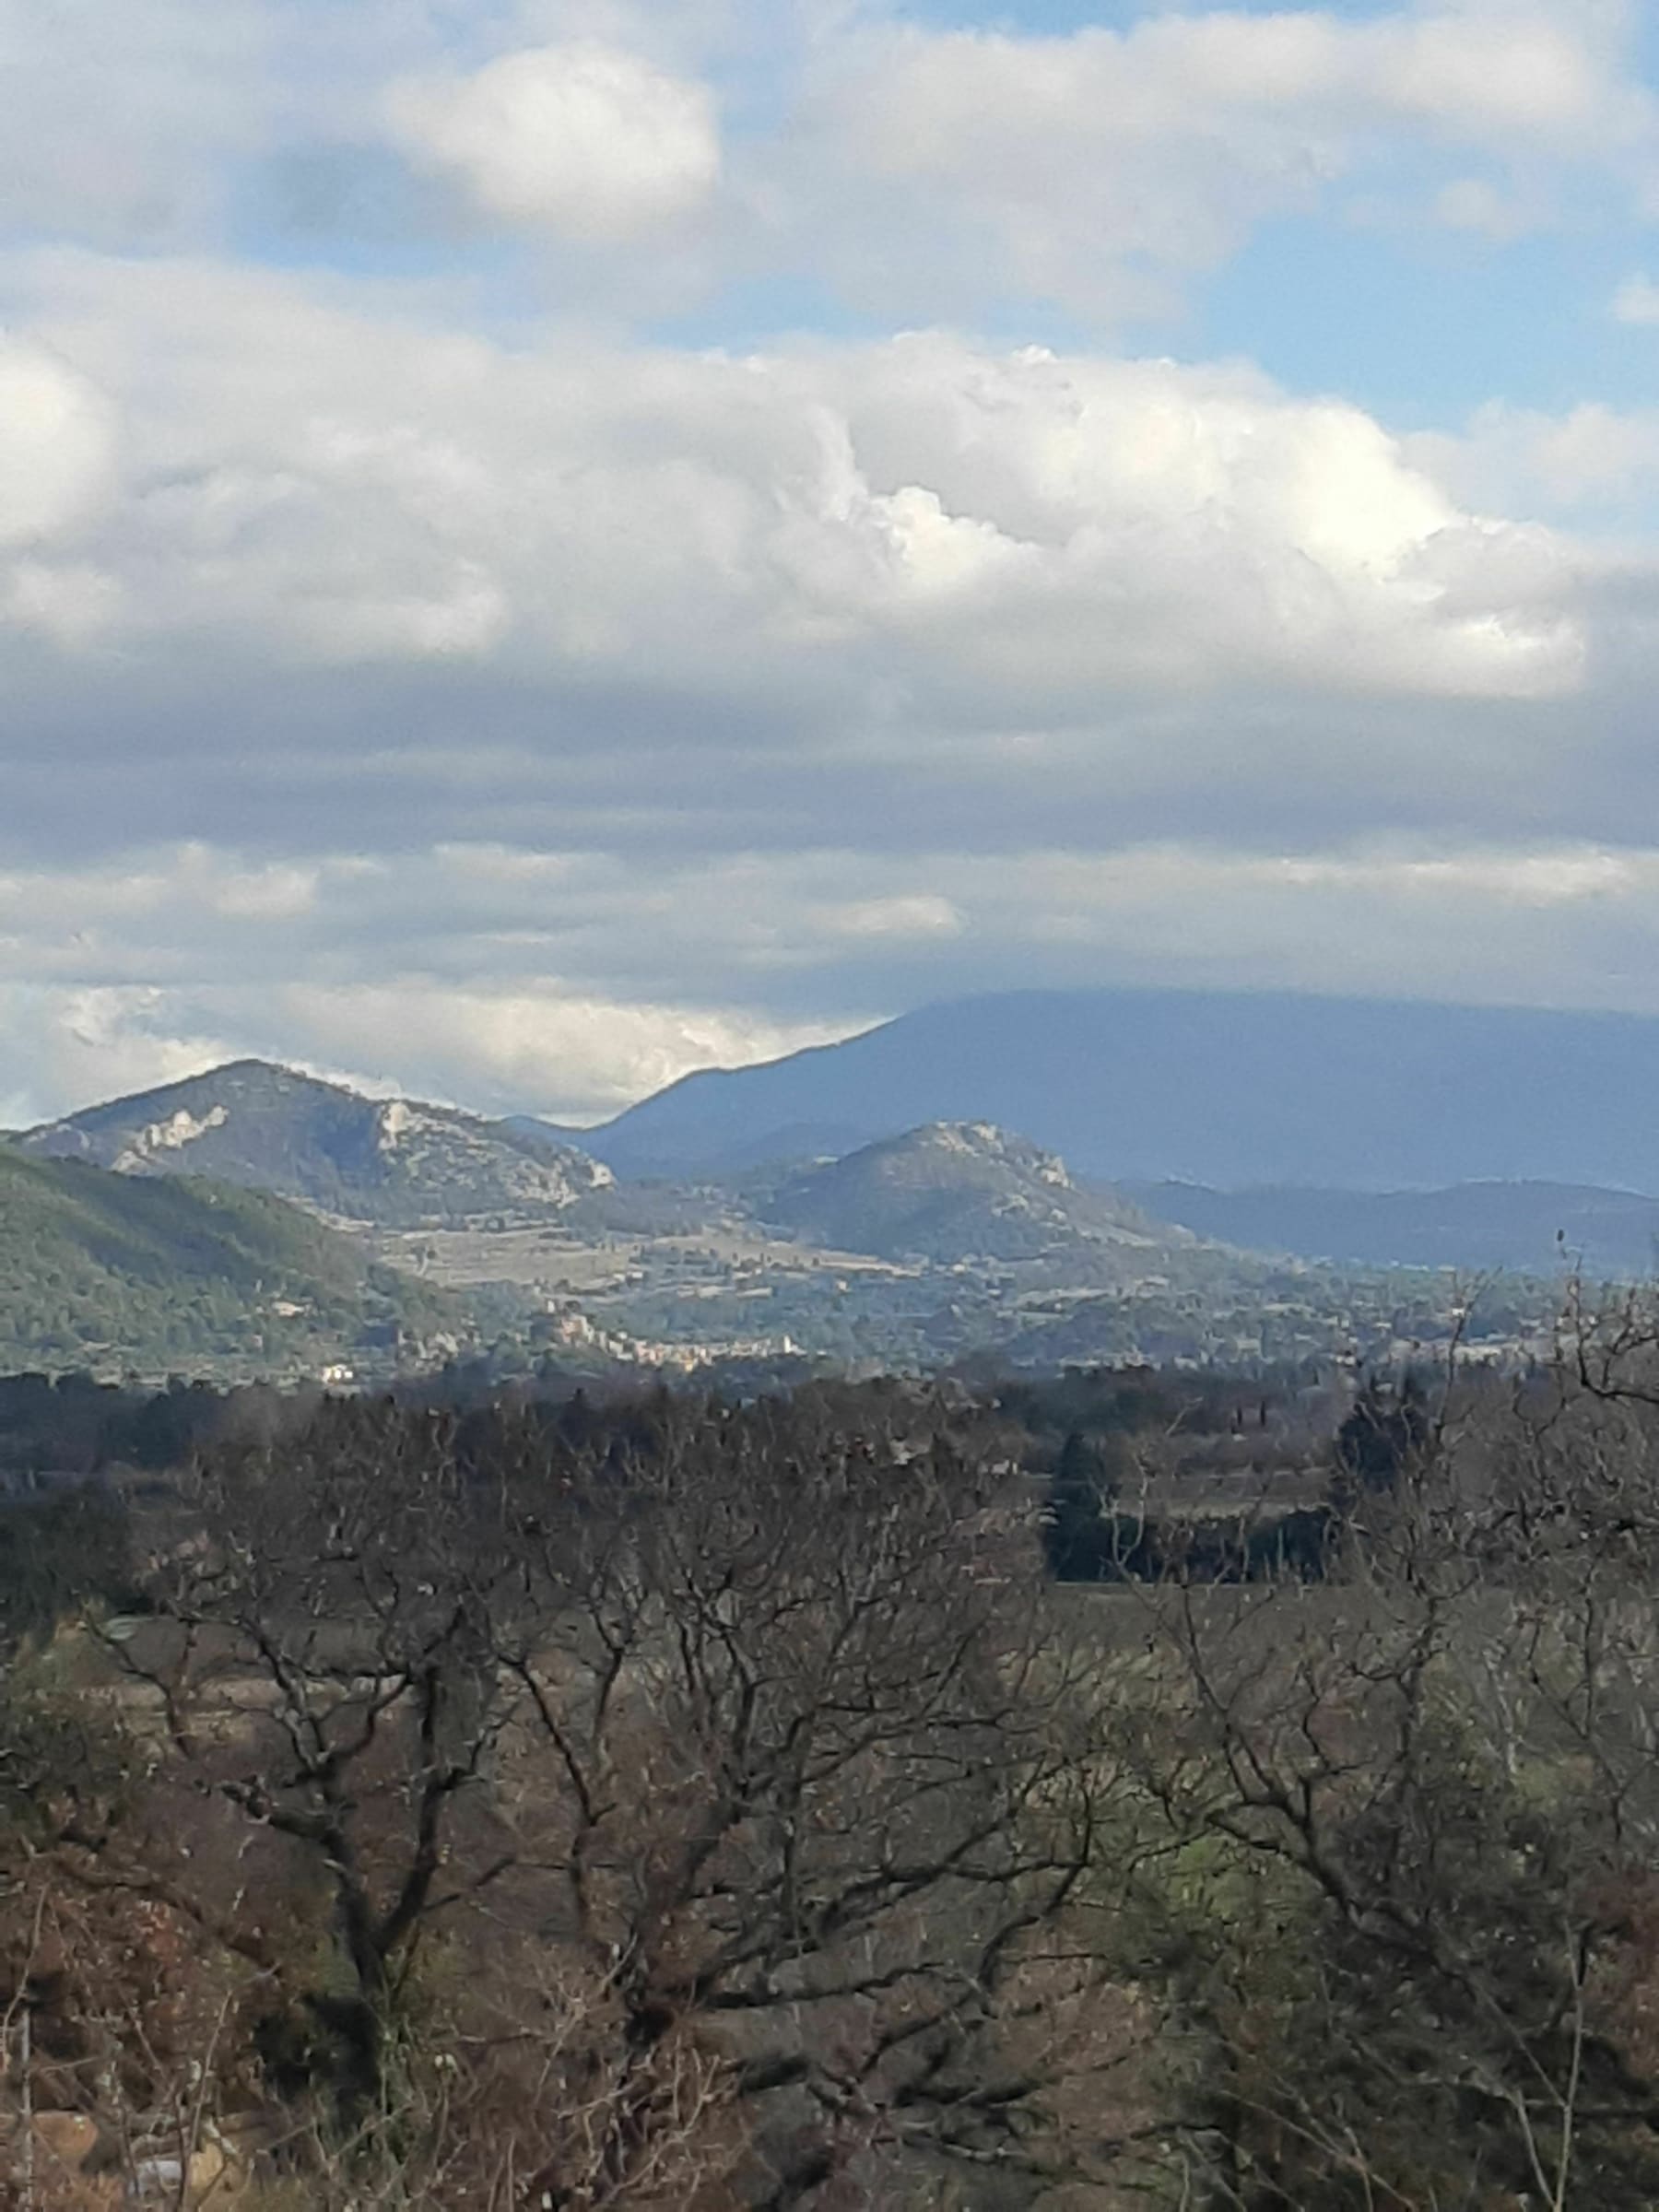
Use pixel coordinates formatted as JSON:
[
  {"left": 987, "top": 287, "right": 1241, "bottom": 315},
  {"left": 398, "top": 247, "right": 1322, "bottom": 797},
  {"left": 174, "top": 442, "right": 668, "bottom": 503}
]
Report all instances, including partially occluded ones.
[
  {"left": 20, "top": 1059, "right": 611, "bottom": 1229},
  {"left": 1132, "top": 1180, "right": 1659, "bottom": 1280},
  {"left": 556, "top": 986, "right": 1659, "bottom": 1191},
  {"left": 13, "top": 978, "right": 1659, "bottom": 1384}
]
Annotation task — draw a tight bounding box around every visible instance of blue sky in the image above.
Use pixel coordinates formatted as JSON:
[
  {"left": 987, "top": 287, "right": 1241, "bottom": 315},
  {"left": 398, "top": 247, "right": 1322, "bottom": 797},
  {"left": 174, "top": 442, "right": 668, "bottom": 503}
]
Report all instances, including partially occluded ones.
[{"left": 5, "top": 0, "right": 1659, "bottom": 1123}]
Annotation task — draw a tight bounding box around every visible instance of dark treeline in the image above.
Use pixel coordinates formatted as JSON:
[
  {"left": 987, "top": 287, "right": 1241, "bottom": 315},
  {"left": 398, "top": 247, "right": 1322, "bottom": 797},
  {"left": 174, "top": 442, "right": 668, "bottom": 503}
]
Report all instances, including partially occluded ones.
[
  {"left": 0, "top": 1352, "right": 1334, "bottom": 1484},
  {"left": 1039, "top": 1369, "right": 1433, "bottom": 1584},
  {"left": 0, "top": 1358, "right": 1463, "bottom": 1618},
  {"left": 0, "top": 1359, "right": 735, "bottom": 1485}
]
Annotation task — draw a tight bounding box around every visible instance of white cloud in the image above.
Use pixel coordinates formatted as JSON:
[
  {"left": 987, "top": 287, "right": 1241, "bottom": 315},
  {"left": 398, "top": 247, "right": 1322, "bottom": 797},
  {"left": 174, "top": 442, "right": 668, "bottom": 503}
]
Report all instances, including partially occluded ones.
[
  {"left": 0, "top": 840, "right": 875, "bottom": 1119},
  {"left": 1367, "top": 6, "right": 1612, "bottom": 137},
  {"left": 0, "top": 975, "right": 855, "bottom": 1128},
  {"left": 1613, "top": 271, "right": 1659, "bottom": 324},
  {"left": 0, "top": 338, "right": 117, "bottom": 547},
  {"left": 1, "top": 0, "right": 1658, "bottom": 1117},
  {"left": 1410, "top": 398, "right": 1659, "bottom": 512},
  {"left": 0, "top": 259, "right": 1584, "bottom": 705},
  {"left": 972, "top": 839, "right": 1659, "bottom": 1007},
  {"left": 0, "top": 985, "right": 241, "bottom": 1126},
  {"left": 264, "top": 982, "right": 843, "bottom": 1119},
  {"left": 3, "top": 560, "right": 124, "bottom": 645},
  {"left": 0, "top": 0, "right": 278, "bottom": 243},
  {"left": 385, "top": 41, "right": 721, "bottom": 241},
  {"left": 789, "top": 1, "right": 1657, "bottom": 316},
  {"left": 0, "top": 0, "right": 1647, "bottom": 327},
  {"left": 0, "top": 844, "right": 318, "bottom": 956},
  {"left": 1433, "top": 176, "right": 1528, "bottom": 237},
  {"left": 818, "top": 894, "right": 966, "bottom": 940}
]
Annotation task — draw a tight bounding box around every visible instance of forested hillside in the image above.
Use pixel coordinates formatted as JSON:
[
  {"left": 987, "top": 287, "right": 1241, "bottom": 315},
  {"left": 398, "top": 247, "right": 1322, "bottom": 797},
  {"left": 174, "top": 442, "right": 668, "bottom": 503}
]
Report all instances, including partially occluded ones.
[{"left": 0, "top": 1147, "right": 463, "bottom": 1376}]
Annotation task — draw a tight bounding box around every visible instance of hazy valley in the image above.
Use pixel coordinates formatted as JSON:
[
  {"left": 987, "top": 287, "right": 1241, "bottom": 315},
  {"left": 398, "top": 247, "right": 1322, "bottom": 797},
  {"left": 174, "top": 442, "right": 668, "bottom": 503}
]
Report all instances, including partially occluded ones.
[{"left": 10, "top": 986, "right": 1647, "bottom": 1386}]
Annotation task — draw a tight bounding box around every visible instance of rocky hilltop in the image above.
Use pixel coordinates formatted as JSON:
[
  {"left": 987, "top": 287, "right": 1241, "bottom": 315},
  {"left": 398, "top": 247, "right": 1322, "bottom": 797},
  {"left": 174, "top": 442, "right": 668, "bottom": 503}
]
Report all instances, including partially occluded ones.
[
  {"left": 759, "top": 1121, "right": 1171, "bottom": 1264},
  {"left": 22, "top": 1060, "right": 611, "bottom": 1229}
]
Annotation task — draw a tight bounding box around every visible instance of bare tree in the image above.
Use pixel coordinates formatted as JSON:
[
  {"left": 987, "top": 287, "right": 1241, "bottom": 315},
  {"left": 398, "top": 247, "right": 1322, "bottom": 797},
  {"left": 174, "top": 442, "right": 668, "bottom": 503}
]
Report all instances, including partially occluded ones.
[
  {"left": 469, "top": 1391, "right": 1139, "bottom": 2207},
  {"left": 71, "top": 1388, "right": 1145, "bottom": 2207},
  {"left": 1114, "top": 1353, "right": 1659, "bottom": 2208},
  {"left": 83, "top": 1398, "right": 520, "bottom": 2136}
]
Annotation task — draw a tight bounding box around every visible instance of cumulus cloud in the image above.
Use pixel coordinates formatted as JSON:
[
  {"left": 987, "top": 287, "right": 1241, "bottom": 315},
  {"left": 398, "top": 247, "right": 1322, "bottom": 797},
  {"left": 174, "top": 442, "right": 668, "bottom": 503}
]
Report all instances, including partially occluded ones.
[
  {"left": 385, "top": 41, "right": 721, "bottom": 241},
  {"left": 0, "top": 0, "right": 278, "bottom": 243},
  {"left": 0, "top": 250, "right": 1637, "bottom": 1041},
  {"left": 0, "top": 840, "right": 874, "bottom": 1119},
  {"left": 0, "top": 985, "right": 241, "bottom": 1129},
  {"left": 0, "top": 973, "right": 855, "bottom": 1130},
  {"left": 0, "top": 259, "right": 1585, "bottom": 709},
  {"left": 1410, "top": 399, "right": 1659, "bottom": 515},
  {"left": 0, "top": 339, "right": 117, "bottom": 547},
  {"left": 0, "top": 0, "right": 1656, "bottom": 1127},
  {"left": 0, "top": 0, "right": 1649, "bottom": 322},
  {"left": 260, "top": 983, "right": 844, "bottom": 1120}
]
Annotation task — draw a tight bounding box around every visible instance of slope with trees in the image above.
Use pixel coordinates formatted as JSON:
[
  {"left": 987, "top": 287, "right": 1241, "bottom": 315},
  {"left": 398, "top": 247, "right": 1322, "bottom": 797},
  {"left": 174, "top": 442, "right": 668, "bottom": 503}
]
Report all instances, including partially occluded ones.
[{"left": 0, "top": 1147, "right": 465, "bottom": 1378}]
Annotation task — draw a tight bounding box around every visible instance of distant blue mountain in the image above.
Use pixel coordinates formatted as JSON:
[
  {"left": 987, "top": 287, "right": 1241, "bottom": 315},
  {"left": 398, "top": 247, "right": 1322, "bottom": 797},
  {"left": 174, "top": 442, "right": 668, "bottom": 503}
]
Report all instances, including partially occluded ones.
[
  {"left": 570, "top": 988, "right": 1659, "bottom": 1191},
  {"left": 1129, "top": 1180, "right": 1659, "bottom": 1278}
]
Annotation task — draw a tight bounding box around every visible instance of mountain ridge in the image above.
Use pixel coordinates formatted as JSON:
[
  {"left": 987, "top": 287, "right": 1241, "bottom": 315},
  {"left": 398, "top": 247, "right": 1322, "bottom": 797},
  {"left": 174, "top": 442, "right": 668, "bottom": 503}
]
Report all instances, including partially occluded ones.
[
  {"left": 26, "top": 1003, "right": 1659, "bottom": 1329},
  {"left": 23, "top": 1059, "right": 611, "bottom": 1229},
  {"left": 564, "top": 987, "right": 1659, "bottom": 1190},
  {"left": 1132, "top": 1178, "right": 1659, "bottom": 1278}
]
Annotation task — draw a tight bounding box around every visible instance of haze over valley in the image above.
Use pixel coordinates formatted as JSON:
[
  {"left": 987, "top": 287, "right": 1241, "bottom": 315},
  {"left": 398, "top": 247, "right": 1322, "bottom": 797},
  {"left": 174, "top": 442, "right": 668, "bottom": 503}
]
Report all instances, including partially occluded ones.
[{"left": 10, "top": 985, "right": 1649, "bottom": 1383}]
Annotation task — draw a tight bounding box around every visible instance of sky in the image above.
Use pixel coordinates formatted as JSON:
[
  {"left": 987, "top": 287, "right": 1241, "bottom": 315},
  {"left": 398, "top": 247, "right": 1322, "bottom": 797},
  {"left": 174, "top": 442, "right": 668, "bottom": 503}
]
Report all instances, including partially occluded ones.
[{"left": 6, "top": 0, "right": 1659, "bottom": 1124}]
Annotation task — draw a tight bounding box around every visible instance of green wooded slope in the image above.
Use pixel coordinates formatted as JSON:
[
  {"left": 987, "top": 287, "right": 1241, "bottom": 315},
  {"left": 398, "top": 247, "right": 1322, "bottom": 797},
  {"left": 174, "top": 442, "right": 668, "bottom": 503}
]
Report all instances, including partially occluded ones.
[{"left": 0, "top": 1147, "right": 459, "bottom": 1376}]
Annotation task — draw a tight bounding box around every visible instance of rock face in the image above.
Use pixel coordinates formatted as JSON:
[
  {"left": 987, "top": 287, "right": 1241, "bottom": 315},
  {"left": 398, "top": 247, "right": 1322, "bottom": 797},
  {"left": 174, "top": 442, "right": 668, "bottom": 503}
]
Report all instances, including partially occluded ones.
[
  {"left": 22, "top": 1061, "right": 611, "bottom": 1227},
  {"left": 759, "top": 1122, "right": 1165, "bottom": 1263},
  {"left": 24, "top": 2110, "right": 102, "bottom": 2173},
  {"left": 2, "top": 2113, "right": 244, "bottom": 2206}
]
